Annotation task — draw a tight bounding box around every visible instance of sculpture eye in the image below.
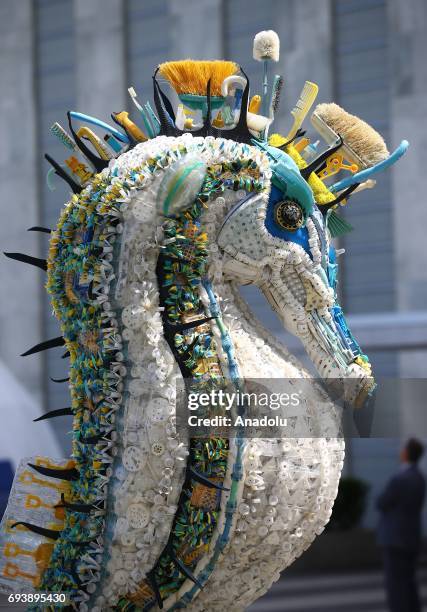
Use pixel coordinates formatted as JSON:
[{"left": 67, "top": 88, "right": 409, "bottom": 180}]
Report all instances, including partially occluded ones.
[{"left": 274, "top": 199, "right": 304, "bottom": 231}]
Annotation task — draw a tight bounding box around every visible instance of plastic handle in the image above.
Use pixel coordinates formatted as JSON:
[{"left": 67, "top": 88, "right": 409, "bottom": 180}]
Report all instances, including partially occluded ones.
[
  {"left": 330, "top": 140, "right": 409, "bottom": 193},
  {"left": 69, "top": 111, "right": 129, "bottom": 144}
]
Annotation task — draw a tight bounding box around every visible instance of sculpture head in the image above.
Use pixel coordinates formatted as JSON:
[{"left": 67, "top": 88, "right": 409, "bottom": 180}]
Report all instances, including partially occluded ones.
[{"left": 218, "top": 142, "right": 374, "bottom": 406}]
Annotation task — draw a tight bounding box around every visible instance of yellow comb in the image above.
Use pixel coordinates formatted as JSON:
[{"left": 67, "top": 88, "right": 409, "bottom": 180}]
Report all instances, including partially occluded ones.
[{"left": 286, "top": 81, "right": 319, "bottom": 140}]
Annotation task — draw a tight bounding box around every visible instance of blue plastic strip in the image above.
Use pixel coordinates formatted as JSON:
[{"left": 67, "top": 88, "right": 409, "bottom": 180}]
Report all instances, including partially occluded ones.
[
  {"left": 69, "top": 111, "right": 129, "bottom": 144},
  {"left": 168, "top": 280, "right": 245, "bottom": 609},
  {"left": 330, "top": 140, "right": 409, "bottom": 193}
]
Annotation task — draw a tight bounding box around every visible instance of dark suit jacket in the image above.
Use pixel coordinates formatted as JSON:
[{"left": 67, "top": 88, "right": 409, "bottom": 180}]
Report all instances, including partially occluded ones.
[{"left": 377, "top": 464, "right": 426, "bottom": 551}]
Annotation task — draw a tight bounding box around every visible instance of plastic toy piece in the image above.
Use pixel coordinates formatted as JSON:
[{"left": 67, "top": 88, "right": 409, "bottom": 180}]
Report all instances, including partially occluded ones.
[
  {"left": 18, "top": 470, "right": 69, "bottom": 493},
  {"left": 294, "top": 136, "right": 310, "bottom": 153},
  {"left": 4, "top": 542, "right": 54, "bottom": 572},
  {"left": 64, "top": 155, "right": 93, "bottom": 183},
  {"left": 24, "top": 495, "right": 65, "bottom": 521},
  {"left": 318, "top": 152, "right": 358, "bottom": 180},
  {"left": 3, "top": 562, "right": 40, "bottom": 587},
  {"left": 300, "top": 137, "right": 343, "bottom": 180},
  {"left": 249, "top": 94, "right": 261, "bottom": 113}
]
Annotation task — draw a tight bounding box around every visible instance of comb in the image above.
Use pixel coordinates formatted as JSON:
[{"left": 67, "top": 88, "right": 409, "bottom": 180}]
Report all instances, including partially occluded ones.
[{"left": 286, "top": 81, "right": 319, "bottom": 140}]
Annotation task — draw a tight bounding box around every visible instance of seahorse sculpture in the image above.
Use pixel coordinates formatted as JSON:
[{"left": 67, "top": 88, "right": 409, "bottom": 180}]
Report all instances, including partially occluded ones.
[{"left": 1, "top": 32, "right": 407, "bottom": 611}]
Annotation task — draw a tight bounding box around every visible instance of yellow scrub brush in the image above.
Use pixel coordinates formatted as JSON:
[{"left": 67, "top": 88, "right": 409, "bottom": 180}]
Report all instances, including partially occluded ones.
[{"left": 159, "top": 60, "right": 238, "bottom": 116}]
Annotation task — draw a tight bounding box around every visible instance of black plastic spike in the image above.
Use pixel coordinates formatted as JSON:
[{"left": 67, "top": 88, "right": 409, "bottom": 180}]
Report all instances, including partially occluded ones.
[
  {"left": 55, "top": 494, "right": 96, "bottom": 513},
  {"left": 50, "top": 376, "right": 69, "bottom": 383},
  {"left": 27, "top": 226, "right": 52, "bottom": 234},
  {"left": 189, "top": 467, "right": 230, "bottom": 491},
  {"left": 67, "top": 112, "right": 109, "bottom": 173},
  {"left": 4, "top": 252, "right": 47, "bottom": 271},
  {"left": 28, "top": 463, "right": 79, "bottom": 481},
  {"left": 21, "top": 336, "right": 65, "bottom": 357},
  {"left": 146, "top": 571, "right": 163, "bottom": 609},
  {"left": 152, "top": 72, "right": 175, "bottom": 136},
  {"left": 33, "top": 407, "right": 73, "bottom": 422},
  {"left": 320, "top": 183, "right": 360, "bottom": 212},
  {"left": 166, "top": 316, "right": 216, "bottom": 333},
  {"left": 170, "top": 551, "right": 204, "bottom": 589},
  {"left": 155, "top": 73, "right": 176, "bottom": 123},
  {"left": 11, "top": 522, "right": 61, "bottom": 540},
  {"left": 78, "top": 433, "right": 104, "bottom": 445},
  {"left": 44, "top": 153, "right": 82, "bottom": 194},
  {"left": 62, "top": 351, "right": 70, "bottom": 359},
  {"left": 278, "top": 128, "right": 307, "bottom": 150},
  {"left": 300, "top": 136, "right": 344, "bottom": 181},
  {"left": 204, "top": 78, "right": 213, "bottom": 133},
  {"left": 232, "top": 66, "right": 250, "bottom": 132}
]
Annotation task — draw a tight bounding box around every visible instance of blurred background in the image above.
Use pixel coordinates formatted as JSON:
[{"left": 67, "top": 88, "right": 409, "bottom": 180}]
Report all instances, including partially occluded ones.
[{"left": 0, "top": 0, "right": 426, "bottom": 609}]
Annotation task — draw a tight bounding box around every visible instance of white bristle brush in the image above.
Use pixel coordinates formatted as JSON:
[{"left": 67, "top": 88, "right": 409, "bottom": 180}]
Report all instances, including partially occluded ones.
[{"left": 253, "top": 30, "right": 280, "bottom": 116}]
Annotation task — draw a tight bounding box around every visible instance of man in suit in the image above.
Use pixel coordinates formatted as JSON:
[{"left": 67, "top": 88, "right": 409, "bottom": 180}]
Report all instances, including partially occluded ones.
[{"left": 377, "top": 438, "right": 426, "bottom": 612}]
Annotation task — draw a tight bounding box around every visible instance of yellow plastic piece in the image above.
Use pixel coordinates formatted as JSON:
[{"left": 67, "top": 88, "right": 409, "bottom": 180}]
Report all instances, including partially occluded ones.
[
  {"left": 4, "top": 542, "right": 54, "bottom": 571},
  {"left": 294, "top": 137, "right": 310, "bottom": 153},
  {"left": 76, "top": 126, "right": 112, "bottom": 160},
  {"left": 24, "top": 494, "right": 65, "bottom": 521},
  {"left": 35, "top": 457, "right": 75, "bottom": 470},
  {"left": 355, "top": 356, "right": 372, "bottom": 374},
  {"left": 212, "top": 111, "right": 224, "bottom": 128},
  {"left": 18, "top": 470, "right": 69, "bottom": 493},
  {"left": 113, "top": 111, "right": 147, "bottom": 142},
  {"left": 3, "top": 562, "right": 39, "bottom": 587},
  {"left": 318, "top": 153, "right": 358, "bottom": 180},
  {"left": 249, "top": 95, "right": 261, "bottom": 114},
  {"left": 65, "top": 156, "right": 93, "bottom": 183},
  {"left": 285, "top": 143, "right": 337, "bottom": 207}
]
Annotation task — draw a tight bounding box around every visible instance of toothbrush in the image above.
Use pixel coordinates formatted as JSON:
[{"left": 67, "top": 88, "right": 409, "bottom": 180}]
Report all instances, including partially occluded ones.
[
  {"left": 128, "top": 86, "right": 155, "bottom": 138},
  {"left": 268, "top": 75, "right": 284, "bottom": 119},
  {"left": 286, "top": 81, "right": 319, "bottom": 141}
]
